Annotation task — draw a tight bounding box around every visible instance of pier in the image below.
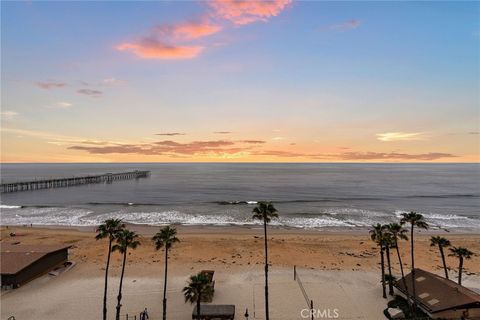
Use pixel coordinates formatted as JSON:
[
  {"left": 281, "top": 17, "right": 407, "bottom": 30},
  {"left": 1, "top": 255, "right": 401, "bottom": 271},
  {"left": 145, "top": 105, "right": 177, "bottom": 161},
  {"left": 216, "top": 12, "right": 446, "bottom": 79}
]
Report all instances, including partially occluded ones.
[{"left": 1, "top": 171, "right": 150, "bottom": 193}]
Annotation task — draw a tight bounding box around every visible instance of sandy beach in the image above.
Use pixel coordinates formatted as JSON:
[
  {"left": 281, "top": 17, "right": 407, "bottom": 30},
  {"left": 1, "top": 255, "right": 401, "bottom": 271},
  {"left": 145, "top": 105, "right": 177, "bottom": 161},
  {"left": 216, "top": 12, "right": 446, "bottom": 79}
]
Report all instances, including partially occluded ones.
[{"left": 1, "top": 225, "right": 480, "bottom": 319}]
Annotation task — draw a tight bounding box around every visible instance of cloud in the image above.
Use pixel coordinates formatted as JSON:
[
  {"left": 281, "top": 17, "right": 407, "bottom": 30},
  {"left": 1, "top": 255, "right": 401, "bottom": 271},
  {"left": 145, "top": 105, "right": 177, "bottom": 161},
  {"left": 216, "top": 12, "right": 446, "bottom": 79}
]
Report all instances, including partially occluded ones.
[
  {"left": 77, "top": 89, "right": 103, "bottom": 97},
  {"left": 272, "top": 136, "right": 285, "bottom": 141},
  {"left": 376, "top": 132, "right": 425, "bottom": 142},
  {"left": 155, "top": 20, "right": 222, "bottom": 40},
  {"left": 327, "top": 19, "right": 361, "bottom": 32},
  {"left": 116, "top": 39, "right": 203, "bottom": 59},
  {"left": 116, "top": 1, "right": 291, "bottom": 60},
  {"left": 468, "top": 131, "right": 479, "bottom": 135},
  {"left": 68, "top": 139, "right": 253, "bottom": 156},
  {"left": 1, "top": 111, "right": 19, "bottom": 120},
  {"left": 214, "top": 131, "right": 232, "bottom": 134},
  {"left": 208, "top": 0, "right": 292, "bottom": 25},
  {"left": 340, "top": 152, "right": 456, "bottom": 161},
  {"left": 156, "top": 132, "right": 186, "bottom": 136},
  {"left": 36, "top": 82, "right": 66, "bottom": 89}
]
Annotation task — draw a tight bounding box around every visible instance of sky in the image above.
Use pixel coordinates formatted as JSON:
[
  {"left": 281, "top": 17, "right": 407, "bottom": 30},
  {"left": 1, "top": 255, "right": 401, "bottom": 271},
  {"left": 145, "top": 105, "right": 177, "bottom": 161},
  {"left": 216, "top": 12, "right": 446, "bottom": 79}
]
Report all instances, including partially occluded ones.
[{"left": 1, "top": 1, "right": 479, "bottom": 163}]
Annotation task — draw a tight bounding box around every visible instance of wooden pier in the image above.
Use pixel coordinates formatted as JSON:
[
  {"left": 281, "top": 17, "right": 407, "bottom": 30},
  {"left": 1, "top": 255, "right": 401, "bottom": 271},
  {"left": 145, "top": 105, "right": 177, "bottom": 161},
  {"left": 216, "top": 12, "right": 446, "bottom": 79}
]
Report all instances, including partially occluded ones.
[{"left": 1, "top": 170, "right": 150, "bottom": 193}]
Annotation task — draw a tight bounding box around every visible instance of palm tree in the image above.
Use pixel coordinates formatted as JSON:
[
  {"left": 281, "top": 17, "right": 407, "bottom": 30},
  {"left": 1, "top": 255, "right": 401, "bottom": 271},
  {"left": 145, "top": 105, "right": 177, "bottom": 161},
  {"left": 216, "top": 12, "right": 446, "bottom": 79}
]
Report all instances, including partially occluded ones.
[
  {"left": 183, "top": 273, "right": 214, "bottom": 319},
  {"left": 153, "top": 226, "right": 180, "bottom": 320},
  {"left": 113, "top": 229, "right": 141, "bottom": 320},
  {"left": 252, "top": 201, "right": 278, "bottom": 320},
  {"left": 370, "top": 224, "right": 387, "bottom": 298},
  {"left": 383, "top": 231, "right": 395, "bottom": 296},
  {"left": 400, "top": 211, "right": 429, "bottom": 312},
  {"left": 95, "top": 218, "right": 125, "bottom": 320},
  {"left": 449, "top": 247, "right": 474, "bottom": 285},
  {"left": 386, "top": 223, "right": 411, "bottom": 311},
  {"left": 430, "top": 236, "right": 451, "bottom": 279}
]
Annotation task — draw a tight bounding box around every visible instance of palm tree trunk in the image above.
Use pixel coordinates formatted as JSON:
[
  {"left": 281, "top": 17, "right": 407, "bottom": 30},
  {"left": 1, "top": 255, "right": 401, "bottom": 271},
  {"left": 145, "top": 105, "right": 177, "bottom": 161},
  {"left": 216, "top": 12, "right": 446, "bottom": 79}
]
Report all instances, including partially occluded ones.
[
  {"left": 410, "top": 225, "right": 417, "bottom": 315},
  {"left": 103, "top": 238, "right": 113, "bottom": 320},
  {"left": 163, "top": 248, "right": 168, "bottom": 320},
  {"left": 115, "top": 248, "right": 128, "bottom": 320},
  {"left": 380, "top": 246, "right": 386, "bottom": 299},
  {"left": 395, "top": 239, "right": 412, "bottom": 313},
  {"left": 264, "top": 219, "right": 270, "bottom": 320},
  {"left": 196, "top": 297, "right": 201, "bottom": 320},
  {"left": 386, "top": 246, "right": 394, "bottom": 295},
  {"left": 439, "top": 246, "right": 449, "bottom": 279},
  {"left": 458, "top": 257, "right": 463, "bottom": 285}
]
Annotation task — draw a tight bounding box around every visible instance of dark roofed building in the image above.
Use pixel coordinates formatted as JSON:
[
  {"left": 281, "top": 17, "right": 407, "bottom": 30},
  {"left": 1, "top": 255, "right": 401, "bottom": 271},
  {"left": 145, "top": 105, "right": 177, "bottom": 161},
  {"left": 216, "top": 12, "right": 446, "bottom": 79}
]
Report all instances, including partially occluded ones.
[
  {"left": 1, "top": 243, "right": 71, "bottom": 288},
  {"left": 395, "top": 268, "right": 480, "bottom": 319}
]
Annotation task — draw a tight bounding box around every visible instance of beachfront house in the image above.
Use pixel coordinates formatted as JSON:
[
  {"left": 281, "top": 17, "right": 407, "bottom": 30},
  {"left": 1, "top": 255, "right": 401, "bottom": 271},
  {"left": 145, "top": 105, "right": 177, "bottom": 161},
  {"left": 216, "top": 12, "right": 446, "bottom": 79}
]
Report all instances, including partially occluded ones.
[
  {"left": 394, "top": 268, "right": 480, "bottom": 319},
  {"left": 1, "top": 244, "right": 71, "bottom": 288}
]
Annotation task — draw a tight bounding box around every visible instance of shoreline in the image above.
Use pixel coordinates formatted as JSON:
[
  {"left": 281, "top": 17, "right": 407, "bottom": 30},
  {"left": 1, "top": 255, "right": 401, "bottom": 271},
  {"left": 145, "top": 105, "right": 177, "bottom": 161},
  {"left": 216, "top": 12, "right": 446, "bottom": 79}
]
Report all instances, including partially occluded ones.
[{"left": 2, "top": 222, "right": 478, "bottom": 235}]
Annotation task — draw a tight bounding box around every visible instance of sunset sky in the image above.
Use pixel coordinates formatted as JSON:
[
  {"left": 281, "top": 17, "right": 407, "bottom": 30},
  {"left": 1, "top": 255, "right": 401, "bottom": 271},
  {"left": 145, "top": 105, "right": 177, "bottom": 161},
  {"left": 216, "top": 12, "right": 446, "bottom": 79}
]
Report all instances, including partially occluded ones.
[{"left": 1, "top": 1, "right": 479, "bottom": 162}]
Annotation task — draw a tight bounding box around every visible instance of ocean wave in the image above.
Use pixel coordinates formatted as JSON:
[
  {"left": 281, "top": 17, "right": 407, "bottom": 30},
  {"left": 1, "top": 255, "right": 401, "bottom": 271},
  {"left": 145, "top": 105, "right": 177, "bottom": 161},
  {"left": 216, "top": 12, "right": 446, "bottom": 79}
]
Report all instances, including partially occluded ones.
[
  {"left": 0, "top": 204, "right": 23, "bottom": 209},
  {"left": 1, "top": 205, "right": 478, "bottom": 230}
]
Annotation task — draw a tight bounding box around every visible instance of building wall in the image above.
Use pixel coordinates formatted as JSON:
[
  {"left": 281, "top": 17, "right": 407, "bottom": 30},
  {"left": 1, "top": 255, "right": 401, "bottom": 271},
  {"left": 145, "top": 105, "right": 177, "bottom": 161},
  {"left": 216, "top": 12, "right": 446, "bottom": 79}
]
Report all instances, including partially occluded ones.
[{"left": 1, "top": 249, "right": 68, "bottom": 287}]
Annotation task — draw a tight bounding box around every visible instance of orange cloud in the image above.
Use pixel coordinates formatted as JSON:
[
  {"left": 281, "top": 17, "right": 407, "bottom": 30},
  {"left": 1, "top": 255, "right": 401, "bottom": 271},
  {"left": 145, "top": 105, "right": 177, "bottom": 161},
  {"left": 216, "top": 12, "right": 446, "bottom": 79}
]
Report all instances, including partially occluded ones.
[
  {"left": 156, "top": 20, "right": 222, "bottom": 40},
  {"left": 116, "top": 39, "right": 203, "bottom": 59},
  {"left": 208, "top": 0, "right": 292, "bottom": 25}
]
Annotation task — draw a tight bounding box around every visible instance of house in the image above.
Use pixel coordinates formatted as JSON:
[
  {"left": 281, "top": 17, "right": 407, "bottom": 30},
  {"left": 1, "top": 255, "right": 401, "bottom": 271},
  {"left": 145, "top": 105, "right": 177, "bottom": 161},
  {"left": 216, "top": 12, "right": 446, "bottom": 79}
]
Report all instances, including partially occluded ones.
[
  {"left": 1, "top": 243, "right": 71, "bottom": 288},
  {"left": 394, "top": 268, "right": 480, "bottom": 319}
]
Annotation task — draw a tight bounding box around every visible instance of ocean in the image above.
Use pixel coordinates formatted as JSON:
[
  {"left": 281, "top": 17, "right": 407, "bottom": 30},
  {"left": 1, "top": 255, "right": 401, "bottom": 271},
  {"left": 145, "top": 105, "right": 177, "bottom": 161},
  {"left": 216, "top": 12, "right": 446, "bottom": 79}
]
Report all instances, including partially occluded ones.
[{"left": 1, "top": 163, "right": 479, "bottom": 231}]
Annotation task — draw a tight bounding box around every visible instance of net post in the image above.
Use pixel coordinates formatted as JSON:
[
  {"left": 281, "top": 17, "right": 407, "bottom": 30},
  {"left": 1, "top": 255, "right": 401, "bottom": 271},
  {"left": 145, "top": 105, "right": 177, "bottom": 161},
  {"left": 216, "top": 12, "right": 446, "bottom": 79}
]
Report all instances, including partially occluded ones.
[
  {"left": 294, "top": 265, "right": 296, "bottom": 281},
  {"left": 310, "top": 300, "right": 314, "bottom": 320}
]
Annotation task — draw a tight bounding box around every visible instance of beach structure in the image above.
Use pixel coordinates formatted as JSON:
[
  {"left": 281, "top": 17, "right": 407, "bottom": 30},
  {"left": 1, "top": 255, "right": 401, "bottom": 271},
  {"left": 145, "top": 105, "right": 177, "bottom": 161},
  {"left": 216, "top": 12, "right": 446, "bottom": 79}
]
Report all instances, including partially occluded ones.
[
  {"left": 1, "top": 170, "right": 150, "bottom": 193},
  {"left": 394, "top": 268, "right": 480, "bottom": 319},
  {"left": 1, "top": 244, "right": 71, "bottom": 288},
  {"left": 192, "top": 304, "right": 235, "bottom": 320}
]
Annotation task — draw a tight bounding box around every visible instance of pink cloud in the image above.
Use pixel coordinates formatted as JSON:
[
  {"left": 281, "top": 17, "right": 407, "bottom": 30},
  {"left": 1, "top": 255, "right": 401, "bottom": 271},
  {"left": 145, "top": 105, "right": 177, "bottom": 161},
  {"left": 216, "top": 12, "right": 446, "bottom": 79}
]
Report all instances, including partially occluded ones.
[
  {"left": 116, "top": 39, "right": 203, "bottom": 59},
  {"left": 116, "top": 1, "right": 291, "bottom": 60},
  {"left": 156, "top": 20, "right": 222, "bottom": 40},
  {"left": 208, "top": 0, "right": 292, "bottom": 25},
  {"left": 117, "top": 19, "right": 219, "bottom": 60}
]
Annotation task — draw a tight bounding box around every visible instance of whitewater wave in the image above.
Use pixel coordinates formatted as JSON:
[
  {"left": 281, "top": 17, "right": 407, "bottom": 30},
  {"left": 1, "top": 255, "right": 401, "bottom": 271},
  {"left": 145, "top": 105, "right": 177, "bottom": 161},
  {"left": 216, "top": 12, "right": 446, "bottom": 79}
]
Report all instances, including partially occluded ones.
[
  {"left": 1, "top": 205, "right": 478, "bottom": 230},
  {"left": 0, "top": 204, "right": 23, "bottom": 209}
]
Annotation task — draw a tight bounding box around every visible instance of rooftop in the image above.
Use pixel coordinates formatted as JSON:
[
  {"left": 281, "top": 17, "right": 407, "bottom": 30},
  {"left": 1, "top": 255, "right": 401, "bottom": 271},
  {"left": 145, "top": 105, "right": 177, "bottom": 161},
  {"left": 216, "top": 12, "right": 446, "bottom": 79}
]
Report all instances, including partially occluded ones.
[
  {"left": 395, "top": 268, "right": 480, "bottom": 313},
  {"left": 1, "top": 243, "right": 71, "bottom": 275}
]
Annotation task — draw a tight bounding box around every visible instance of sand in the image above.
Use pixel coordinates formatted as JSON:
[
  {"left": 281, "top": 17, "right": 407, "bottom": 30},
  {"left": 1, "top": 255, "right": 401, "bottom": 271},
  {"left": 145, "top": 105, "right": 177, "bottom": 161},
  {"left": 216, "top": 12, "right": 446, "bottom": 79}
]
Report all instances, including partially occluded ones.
[{"left": 1, "top": 225, "right": 479, "bottom": 319}]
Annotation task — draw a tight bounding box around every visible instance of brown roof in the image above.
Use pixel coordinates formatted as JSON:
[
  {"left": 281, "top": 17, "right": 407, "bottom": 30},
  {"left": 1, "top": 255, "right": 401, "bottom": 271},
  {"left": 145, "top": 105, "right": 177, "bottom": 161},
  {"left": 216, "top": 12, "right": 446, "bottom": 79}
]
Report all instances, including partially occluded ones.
[
  {"left": 1, "top": 243, "right": 71, "bottom": 275},
  {"left": 395, "top": 268, "right": 480, "bottom": 313}
]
